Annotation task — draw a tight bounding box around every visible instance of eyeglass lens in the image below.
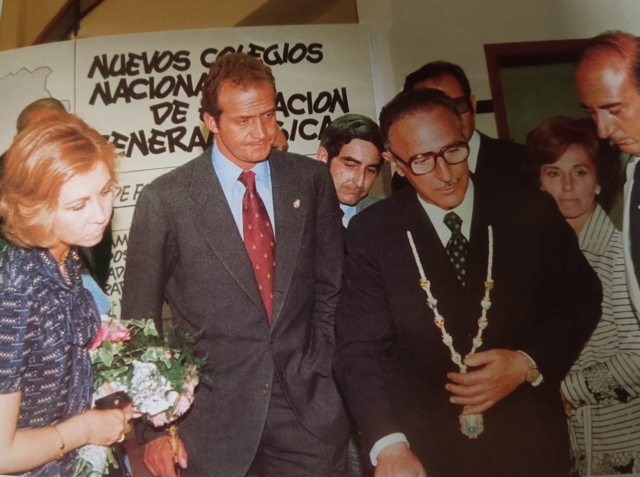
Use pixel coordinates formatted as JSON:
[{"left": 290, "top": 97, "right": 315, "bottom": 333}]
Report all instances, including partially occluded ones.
[
  {"left": 454, "top": 97, "right": 472, "bottom": 115},
  {"left": 411, "top": 144, "right": 469, "bottom": 174}
]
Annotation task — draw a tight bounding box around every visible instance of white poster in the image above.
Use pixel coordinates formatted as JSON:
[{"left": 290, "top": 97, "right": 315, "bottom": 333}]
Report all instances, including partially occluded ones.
[
  {"left": 0, "top": 41, "right": 75, "bottom": 152},
  {"left": 0, "top": 24, "right": 377, "bottom": 317}
]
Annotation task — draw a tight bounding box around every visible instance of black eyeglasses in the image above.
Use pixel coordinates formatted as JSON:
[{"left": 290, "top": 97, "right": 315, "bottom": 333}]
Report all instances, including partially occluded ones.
[
  {"left": 453, "top": 96, "right": 473, "bottom": 115},
  {"left": 388, "top": 141, "right": 470, "bottom": 175}
]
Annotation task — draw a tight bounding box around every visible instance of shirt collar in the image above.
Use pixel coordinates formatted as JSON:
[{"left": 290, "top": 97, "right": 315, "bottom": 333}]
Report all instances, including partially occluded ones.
[
  {"left": 467, "top": 130, "right": 481, "bottom": 173},
  {"left": 340, "top": 203, "right": 357, "bottom": 228},
  {"left": 418, "top": 179, "right": 474, "bottom": 246},
  {"left": 211, "top": 141, "right": 272, "bottom": 192}
]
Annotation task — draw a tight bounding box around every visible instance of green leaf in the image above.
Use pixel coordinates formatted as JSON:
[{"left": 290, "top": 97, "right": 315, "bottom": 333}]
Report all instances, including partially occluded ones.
[
  {"left": 143, "top": 320, "right": 159, "bottom": 337},
  {"left": 159, "top": 353, "right": 172, "bottom": 369},
  {"left": 141, "top": 347, "right": 165, "bottom": 362},
  {"left": 102, "top": 341, "right": 114, "bottom": 354},
  {"left": 98, "top": 348, "right": 113, "bottom": 367}
]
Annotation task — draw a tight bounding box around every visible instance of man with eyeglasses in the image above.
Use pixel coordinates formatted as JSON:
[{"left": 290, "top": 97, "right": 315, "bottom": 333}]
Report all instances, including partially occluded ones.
[
  {"left": 333, "top": 89, "right": 601, "bottom": 476},
  {"left": 392, "top": 61, "right": 525, "bottom": 192}
]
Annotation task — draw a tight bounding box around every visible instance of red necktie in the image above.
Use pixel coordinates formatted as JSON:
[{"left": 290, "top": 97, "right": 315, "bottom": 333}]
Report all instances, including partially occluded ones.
[{"left": 238, "top": 171, "right": 276, "bottom": 321}]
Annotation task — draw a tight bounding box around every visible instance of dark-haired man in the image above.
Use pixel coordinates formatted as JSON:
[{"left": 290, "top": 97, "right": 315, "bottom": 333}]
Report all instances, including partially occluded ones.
[
  {"left": 334, "top": 88, "right": 601, "bottom": 476},
  {"left": 392, "top": 61, "right": 525, "bottom": 192},
  {"left": 123, "top": 52, "right": 349, "bottom": 477},
  {"left": 317, "top": 114, "right": 384, "bottom": 227},
  {"left": 576, "top": 31, "right": 640, "bottom": 312}
]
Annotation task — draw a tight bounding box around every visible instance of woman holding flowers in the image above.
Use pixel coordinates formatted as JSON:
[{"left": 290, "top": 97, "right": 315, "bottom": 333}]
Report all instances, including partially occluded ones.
[{"left": 0, "top": 113, "right": 133, "bottom": 477}]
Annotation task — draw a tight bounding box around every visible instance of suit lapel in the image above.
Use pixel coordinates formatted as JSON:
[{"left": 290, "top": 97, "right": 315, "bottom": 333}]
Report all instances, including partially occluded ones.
[
  {"left": 189, "top": 149, "right": 267, "bottom": 318},
  {"left": 270, "top": 153, "right": 307, "bottom": 327},
  {"left": 467, "top": 182, "right": 490, "bottom": 300}
]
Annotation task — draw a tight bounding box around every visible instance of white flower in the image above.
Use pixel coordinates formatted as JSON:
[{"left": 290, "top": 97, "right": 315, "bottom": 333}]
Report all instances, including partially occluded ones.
[
  {"left": 76, "top": 445, "right": 107, "bottom": 476},
  {"left": 129, "top": 361, "right": 179, "bottom": 416}
]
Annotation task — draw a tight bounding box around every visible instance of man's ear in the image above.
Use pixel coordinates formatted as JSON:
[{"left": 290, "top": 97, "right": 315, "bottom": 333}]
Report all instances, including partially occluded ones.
[
  {"left": 317, "top": 147, "right": 329, "bottom": 164},
  {"left": 382, "top": 151, "right": 405, "bottom": 177},
  {"left": 470, "top": 95, "right": 478, "bottom": 116},
  {"left": 203, "top": 113, "right": 219, "bottom": 134}
]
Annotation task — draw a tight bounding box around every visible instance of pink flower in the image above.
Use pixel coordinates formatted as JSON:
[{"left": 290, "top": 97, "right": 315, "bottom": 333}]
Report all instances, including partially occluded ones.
[
  {"left": 172, "top": 376, "right": 199, "bottom": 417},
  {"left": 149, "top": 411, "right": 170, "bottom": 427},
  {"left": 106, "top": 320, "right": 131, "bottom": 343},
  {"left": 97, "top": 382, "right": 119, "bottom": 396},
  {"left": 89, "top": 319, "right": 131, "bottom": 351},
  {"left": 89, "top": 324, "right": 110, "bottom": 351}
]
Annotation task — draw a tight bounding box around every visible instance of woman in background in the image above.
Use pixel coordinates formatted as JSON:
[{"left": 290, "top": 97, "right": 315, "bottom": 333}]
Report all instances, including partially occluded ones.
[
  {"left": 525, "top": 116, "right": 640, "bottom": 476},
  {"left": 0, "top": 113, "right": 132, "bottom": 476}
]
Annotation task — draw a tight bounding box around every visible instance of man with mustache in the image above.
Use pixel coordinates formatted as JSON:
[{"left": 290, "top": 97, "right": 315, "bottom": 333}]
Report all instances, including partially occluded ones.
[
  {"left": 316, "top": 114, "right": 384, "bottom": 228},
  {"left": 333, "top": 88, "right": 601, "bottom": 476},
  {"left": 576, "top": 32, "right": 640, "bottom": 312},
  {"left": 123, "top": 52, "right": 349, "bottom": 477}
]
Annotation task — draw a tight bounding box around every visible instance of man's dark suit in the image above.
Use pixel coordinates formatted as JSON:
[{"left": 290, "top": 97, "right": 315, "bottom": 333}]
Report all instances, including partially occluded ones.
[
  {"left": 391, "top": 132, "right": 526, "bottom": 192},
  {"left": 122, "top": 147, "right": 350, "bottom": 476},
  {"left": 334, "top": 183, "right": 602, "bottom": 476}
]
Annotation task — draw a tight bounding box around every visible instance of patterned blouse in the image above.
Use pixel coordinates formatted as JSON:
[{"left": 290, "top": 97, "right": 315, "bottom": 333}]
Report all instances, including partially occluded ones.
[
  {"left": 561, "top": 205, "right": 640, "bottom": 476},
  {"left": 0, "top": 244, "right": 100, "bottom": 477}
]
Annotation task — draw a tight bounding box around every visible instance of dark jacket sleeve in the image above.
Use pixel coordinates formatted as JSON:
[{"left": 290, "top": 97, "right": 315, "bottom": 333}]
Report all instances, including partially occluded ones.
[
  {"left": 305, "top": 164, "right": 344, "bottom": 377},
  {"left": 121, "top": 180, "right": 179, "bottom": 331},
  {"left": 333, "top": 211, "right": 399, "bottom": 450},
  {"left": 519, "top": 194, "right": 603, "bottom": 385}
]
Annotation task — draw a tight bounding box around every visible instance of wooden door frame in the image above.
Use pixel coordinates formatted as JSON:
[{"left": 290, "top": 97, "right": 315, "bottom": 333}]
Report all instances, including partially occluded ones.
[{"left": 484, "top": 39, "right": 589, "bottom": 140}]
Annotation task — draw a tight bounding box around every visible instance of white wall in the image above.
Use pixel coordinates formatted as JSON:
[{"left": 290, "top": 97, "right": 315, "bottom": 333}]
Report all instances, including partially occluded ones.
[{"left": 358, "top": 0, "right": 640, "bottom": 137}]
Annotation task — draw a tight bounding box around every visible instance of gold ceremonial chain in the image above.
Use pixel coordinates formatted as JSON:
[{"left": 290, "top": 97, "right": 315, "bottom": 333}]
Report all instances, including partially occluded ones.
[{"left": 407, "top": 227, "right": 494, "bottom": 438}]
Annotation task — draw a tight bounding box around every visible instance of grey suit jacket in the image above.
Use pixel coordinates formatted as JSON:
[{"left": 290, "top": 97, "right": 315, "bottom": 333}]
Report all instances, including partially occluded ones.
[{"left": 122, "top": 147, "right": 349, "bottom": 477}]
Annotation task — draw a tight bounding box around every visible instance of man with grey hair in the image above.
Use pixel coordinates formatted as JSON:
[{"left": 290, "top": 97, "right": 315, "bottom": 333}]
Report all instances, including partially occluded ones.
[{"left": 15, "top": 97, "right": 67, "bottom": 133}]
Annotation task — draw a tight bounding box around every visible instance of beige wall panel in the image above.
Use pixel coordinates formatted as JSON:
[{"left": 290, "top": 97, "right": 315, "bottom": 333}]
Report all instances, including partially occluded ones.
[
  {"left": 74, "top": 0, "right": 270, "bottom": 38},
  {"left": 0, "top": 0, "right": 68, "bottom": 50},
  {"left": 358, "top": 0, "right": 640, "bottom": 137}
]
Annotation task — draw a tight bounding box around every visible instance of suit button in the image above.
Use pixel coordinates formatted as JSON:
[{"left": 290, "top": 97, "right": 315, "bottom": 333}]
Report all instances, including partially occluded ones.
[{"left": 263, "top": 383, "right": 269, "bottom": 394}]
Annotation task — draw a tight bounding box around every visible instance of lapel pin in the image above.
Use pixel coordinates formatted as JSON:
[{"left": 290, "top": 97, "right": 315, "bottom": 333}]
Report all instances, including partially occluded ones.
[{"left": 293, "top": 199, "right": 301, "bottom": 209}]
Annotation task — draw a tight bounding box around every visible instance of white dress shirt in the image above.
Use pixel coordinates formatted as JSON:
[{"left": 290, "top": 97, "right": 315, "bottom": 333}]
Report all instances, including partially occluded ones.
[
  {"left": 418, "top": 180, "right": 474, "bottom": 246},
  {"left": 211, "top": 142, "right": 276, "bottom": 240}
]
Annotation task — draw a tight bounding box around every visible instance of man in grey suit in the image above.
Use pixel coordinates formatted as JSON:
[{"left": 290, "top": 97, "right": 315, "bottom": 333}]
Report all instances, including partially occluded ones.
[
  {"left": 122, "top": 53, "right": 349, "bottom": 477},
  {"left": 316, "top": 114, "right": 384, "bottom": 228}
]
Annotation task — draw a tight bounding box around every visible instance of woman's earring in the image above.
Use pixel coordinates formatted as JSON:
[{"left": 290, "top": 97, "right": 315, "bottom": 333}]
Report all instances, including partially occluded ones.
[{"left": 595, "top": 186, "right": 602, "bottom": 195}]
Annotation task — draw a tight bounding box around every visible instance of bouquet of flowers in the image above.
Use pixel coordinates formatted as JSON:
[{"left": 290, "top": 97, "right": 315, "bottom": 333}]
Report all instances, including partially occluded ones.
[{"left": 73, "top": 316, "right": 205, "bottom": 477}]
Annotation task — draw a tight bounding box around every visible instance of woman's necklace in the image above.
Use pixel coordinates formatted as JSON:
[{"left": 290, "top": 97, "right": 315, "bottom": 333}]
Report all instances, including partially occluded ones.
[
  {"left": 57, "top": 249, "right": 70, "bottom": 278},
  {"left": 56, "top": 249, "right": 70, "bottom": 266},
  {"left": 407, "top": 226, "right": 494, "bottom": 439}
]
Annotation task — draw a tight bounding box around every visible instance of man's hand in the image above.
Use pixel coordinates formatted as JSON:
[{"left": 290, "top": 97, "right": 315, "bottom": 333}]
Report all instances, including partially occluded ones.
[
  {"left": 144, "top": 435, "right": 188, "bottom": 477},
  {"left": 375, "top": 442, "right": 426, "bottom": 477},
  {"left": 446, "top": 349, "right": 529, "bottom": 415}
]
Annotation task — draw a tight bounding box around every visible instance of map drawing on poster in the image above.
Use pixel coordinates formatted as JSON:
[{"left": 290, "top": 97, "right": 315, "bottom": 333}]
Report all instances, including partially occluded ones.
[
  {"left": 0, "top": 41, "right": 75, "bottom": 154},
  {"left": 0, "top": 24, "right": 376, "bottom": 318}
]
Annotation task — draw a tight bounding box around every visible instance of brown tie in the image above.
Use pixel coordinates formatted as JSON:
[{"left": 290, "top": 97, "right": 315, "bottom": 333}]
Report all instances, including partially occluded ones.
[{"left": 238, "top": 171, "right": 276, "bottom": 321}]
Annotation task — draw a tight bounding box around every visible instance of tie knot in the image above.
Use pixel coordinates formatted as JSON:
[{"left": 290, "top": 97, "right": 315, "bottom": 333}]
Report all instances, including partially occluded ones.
[
  {"left": 444, "top": 212, "right": 463, "bottom": 233},
  {"left": 238, "top": 170, "right": 257, "bottom": 191}
]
